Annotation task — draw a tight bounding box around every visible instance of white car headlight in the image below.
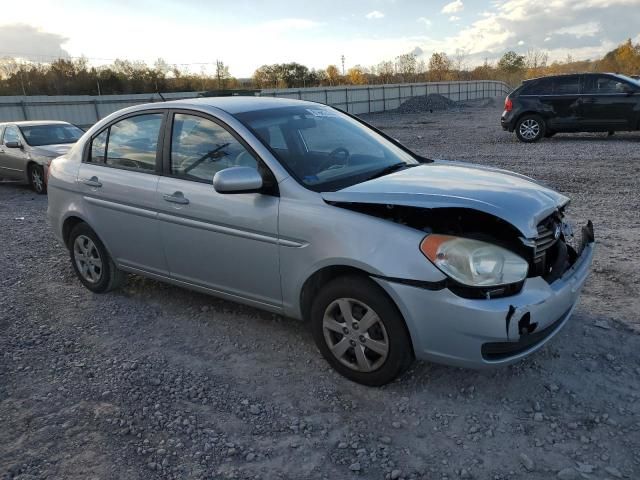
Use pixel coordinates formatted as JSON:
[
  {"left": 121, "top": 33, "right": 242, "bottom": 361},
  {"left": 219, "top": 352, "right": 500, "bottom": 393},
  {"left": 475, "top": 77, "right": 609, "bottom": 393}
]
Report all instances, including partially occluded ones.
[{"left": 420, "top": 235, "right": 529, "bottom": 287}]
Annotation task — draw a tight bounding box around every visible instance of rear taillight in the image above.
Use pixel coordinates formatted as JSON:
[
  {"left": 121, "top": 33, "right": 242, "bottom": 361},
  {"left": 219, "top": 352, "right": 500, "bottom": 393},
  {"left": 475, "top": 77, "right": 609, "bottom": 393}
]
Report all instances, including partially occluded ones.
[{"left": 504, "top": 97, "right": 513, "bottom": 112}]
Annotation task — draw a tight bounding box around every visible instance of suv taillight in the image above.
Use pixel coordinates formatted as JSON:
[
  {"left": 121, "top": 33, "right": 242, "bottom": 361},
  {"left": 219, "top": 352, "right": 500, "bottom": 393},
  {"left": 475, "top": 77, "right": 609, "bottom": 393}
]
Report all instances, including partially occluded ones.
[{"left": 504, "top": 97, "right": 513, "bottom": 112}]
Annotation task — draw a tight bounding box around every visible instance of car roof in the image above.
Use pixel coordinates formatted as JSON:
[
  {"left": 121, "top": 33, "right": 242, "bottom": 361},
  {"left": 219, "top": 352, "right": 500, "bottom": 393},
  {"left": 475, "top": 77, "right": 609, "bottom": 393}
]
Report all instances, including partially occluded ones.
[
  {"left": 523, "top": 72, "right": 624, "bottom": 83},
  {"left": 0, "top": 120, "right": 73, "bottom": 127},
  {"left": 158, "top": 96, "right": 322, "bottom": 115}
]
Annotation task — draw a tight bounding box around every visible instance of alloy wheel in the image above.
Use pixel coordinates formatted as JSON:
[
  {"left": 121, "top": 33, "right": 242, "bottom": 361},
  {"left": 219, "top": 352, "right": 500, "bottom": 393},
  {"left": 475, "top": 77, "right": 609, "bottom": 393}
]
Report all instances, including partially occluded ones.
[
  {"left": 31, "top": 167, "right": 44, "bottom": 193},
  {"left": 73, "top": 235, "right": 103, "bottom": 283},
  {"left": 322, "top": 298, "right": 389, "bottom": 372},
  {"left": 519, "top": 119, "right": 540, "bottom": 140}
]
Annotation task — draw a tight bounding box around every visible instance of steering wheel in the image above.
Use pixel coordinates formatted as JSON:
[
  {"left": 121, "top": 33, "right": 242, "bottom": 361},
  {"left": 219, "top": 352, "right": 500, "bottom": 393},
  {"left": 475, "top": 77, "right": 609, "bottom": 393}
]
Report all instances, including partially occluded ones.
[{"left": 319, "top": 147, "right": 351, "bottom": 172}]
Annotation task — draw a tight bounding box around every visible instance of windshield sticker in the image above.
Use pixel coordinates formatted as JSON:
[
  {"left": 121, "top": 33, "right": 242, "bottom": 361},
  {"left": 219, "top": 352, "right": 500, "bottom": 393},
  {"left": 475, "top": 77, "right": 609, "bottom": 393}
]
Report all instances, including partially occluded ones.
[{"left": 306, "top": 109, "right": 339, "bottom": 118}]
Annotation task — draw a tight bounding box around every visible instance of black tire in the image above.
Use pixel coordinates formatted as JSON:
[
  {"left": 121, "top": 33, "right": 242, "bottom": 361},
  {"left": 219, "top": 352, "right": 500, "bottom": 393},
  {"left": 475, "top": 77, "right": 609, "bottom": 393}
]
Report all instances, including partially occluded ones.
[
  {"left": 515, "top": 114, "right": 546, "bottom": 143},
  {"left": 68, "top": 223, "right": 125, "bottom": 293},
  {"left": 310, "top": 275, "right": 414, "bottom": 386},
  {"left": 28, "top": 163, "right": 47, "bottom": 194}
]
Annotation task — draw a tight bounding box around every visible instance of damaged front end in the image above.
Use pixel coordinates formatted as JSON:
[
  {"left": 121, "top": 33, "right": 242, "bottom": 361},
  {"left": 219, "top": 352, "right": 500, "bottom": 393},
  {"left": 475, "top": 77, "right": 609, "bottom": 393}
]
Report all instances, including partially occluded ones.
[
  {"left": 325, "top": 200, "right": 595, "bottom": 367},
  {"left": 326, "top": 201, "right": 593, "bottom": 299}
]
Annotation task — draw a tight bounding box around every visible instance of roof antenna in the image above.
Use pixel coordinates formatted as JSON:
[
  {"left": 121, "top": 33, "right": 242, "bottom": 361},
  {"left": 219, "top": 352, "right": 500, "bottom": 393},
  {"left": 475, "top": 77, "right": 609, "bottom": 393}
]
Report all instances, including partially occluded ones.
[{"left": 156, "top": 90, "right": 167, "bottom": 102}]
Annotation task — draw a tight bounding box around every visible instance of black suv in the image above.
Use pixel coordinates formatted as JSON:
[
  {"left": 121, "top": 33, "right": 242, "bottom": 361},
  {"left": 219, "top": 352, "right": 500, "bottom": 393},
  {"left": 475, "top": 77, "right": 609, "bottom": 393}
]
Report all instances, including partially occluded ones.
[{"left": 501, "top": 73, "right": 640, "bottom": 142}]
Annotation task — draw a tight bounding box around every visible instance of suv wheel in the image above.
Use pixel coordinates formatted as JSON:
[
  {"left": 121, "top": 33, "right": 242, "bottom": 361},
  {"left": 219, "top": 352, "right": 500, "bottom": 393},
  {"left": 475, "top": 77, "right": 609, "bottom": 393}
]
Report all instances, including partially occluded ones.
[
  {"left": 311, "top": 275, "right": 413, "bottom": 386},
  {"left": 68, "top": 223, "right": 125, "bottom": 293},
  {"left": 29, "top": 164, "right": 46, "bottom": 194},
  {"left": 515, "top": 114, "right": 546, "bottom": 143}
]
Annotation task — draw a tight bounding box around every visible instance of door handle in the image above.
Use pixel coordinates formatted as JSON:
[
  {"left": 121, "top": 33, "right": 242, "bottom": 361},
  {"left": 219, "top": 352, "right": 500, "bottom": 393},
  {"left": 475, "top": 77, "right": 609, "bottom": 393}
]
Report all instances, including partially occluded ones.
[
  {"left": 79, "top": 176, "right": 102, "bottom": 188},
  {"left": 163, "top": 192, "right": 190, "bottom": 205}
]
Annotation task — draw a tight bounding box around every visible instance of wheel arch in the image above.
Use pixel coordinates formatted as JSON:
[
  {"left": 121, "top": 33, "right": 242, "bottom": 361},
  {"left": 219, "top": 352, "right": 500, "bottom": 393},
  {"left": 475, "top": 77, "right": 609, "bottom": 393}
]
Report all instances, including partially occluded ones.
[
  {"left": 62, "top": 215, "right": 86, "bottom": 248},
  {"left": 299, "top": 265, "right": 372, "bottom": 323},
  {"left": 61, "top": 215, "right": 115, "bottom": 263},
  {"left": 514, "top": 111, "right": 547, "bottom": 127}
]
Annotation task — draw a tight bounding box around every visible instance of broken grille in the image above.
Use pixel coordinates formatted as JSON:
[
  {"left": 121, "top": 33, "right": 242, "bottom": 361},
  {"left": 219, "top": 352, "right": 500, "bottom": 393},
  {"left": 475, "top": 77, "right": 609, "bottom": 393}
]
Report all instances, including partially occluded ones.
[{"left": 534, "top": 220, "right": 559, "bottom": 263}]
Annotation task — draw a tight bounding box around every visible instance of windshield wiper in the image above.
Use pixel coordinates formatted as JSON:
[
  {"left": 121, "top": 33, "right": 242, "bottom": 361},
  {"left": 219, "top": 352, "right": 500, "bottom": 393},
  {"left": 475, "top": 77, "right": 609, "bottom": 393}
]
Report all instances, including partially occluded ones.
[{"left": 364, "top": 162, "right": 414, "bottom": 181}]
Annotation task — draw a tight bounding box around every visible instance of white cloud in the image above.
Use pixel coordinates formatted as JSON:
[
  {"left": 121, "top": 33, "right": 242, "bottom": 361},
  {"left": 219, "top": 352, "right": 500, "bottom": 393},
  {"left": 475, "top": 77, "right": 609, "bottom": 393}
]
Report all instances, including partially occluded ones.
[
  {"left": 449, "top": 15, "right": 461, "bottom": 21},
  {"left": 517, "top": 40, "right": 525, "bottom": 45},
  {"left": 442, "top": 0, "right": 464, "bottom": 14},
  {"left": 260, "top": 18, "right": 322, "bottom": 31},
  {"left": 365, "top": 10, "right": 385, "bottom": 20},
  {"left": 417, "top": 17, "right": 432, "bottom": 27},
  {"left": 554, "top": 21, "right": 600, "bottom": 38}
]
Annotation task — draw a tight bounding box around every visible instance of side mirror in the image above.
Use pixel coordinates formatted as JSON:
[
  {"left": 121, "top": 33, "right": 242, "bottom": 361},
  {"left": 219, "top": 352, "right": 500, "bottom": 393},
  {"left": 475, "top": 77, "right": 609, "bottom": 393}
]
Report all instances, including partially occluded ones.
[
  {"left": 620, "top": 83, "right": 635, "bottom": 95},
  {"left": 213, "top": 166, "right": 263, "bottom": 194},
  {"left": 5, "top": 140, "right": 21, "bottom": 149}
]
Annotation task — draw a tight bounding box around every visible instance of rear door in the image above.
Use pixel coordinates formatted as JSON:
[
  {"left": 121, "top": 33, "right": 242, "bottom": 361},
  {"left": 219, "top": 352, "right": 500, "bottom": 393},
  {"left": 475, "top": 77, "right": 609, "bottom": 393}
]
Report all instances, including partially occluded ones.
[
  {"left": 580, "top": 74, "right": 638, "bottom": 130},
  {"left": 77, "top": 110, "right": 169, "bottom": 276},
  {"left": 156, "top": 110, "right": 282, "bottom": 308},
  {"left": 542, "top": 75, "right": 582, "bottom": 131},
  {"left": 0, "top": 125, "right": 28, "bottom": 180}
]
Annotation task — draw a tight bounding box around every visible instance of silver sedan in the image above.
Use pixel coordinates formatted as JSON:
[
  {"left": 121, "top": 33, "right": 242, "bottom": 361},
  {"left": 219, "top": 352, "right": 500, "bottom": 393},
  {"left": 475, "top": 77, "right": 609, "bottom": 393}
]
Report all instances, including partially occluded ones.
[
  {"left": 0, "top": 121, "right": 83, "bottom": 193},
  {"left": 47, "top": 97, "right": 594, "bottom": 385}
]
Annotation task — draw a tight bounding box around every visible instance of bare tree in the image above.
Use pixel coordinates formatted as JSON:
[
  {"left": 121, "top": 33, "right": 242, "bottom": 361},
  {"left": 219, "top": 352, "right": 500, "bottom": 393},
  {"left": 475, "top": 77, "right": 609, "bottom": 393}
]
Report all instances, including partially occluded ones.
[
  {"left": 215, "top": 60, "right": 230, "bottom": 89},
  {"left": 377, "top": 60, "right": 395, "bottom": 84}
]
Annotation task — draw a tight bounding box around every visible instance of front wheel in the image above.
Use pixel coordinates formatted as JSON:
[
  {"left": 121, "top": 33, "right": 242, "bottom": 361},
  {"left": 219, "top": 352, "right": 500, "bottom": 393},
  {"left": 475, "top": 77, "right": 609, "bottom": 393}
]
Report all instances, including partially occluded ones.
[
  {"left": 29, "top": 164, "right": 46, "bottom": 194},
  {"left": 311, "top": 275, "right": 414, "bottom": 386},
  {"left": 515, "top": 114, "right": 546, "bottom": 143}
]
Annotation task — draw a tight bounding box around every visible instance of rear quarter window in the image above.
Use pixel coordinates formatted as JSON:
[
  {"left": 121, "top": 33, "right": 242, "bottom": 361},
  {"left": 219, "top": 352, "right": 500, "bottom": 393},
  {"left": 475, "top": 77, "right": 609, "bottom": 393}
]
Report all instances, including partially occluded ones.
[{"left": 521, "top": 78, "right": 553, "bottom": 95}]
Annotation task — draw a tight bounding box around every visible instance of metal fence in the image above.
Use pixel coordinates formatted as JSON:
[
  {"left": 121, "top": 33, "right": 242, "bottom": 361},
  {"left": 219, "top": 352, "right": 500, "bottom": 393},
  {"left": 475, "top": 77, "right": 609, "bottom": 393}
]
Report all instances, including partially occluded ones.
[
  {"left": 262, "top": 80, "right": 511, "bottom": 115},
  {"left": 0, "top": 80, "right": 510, "bottom": 127}
]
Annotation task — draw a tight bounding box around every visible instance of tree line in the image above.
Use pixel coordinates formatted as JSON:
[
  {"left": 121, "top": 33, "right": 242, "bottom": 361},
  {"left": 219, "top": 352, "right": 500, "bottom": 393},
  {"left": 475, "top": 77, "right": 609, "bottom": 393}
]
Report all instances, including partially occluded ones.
[{"left": 1, "top": 39, "right": 639, "bottom": 96}]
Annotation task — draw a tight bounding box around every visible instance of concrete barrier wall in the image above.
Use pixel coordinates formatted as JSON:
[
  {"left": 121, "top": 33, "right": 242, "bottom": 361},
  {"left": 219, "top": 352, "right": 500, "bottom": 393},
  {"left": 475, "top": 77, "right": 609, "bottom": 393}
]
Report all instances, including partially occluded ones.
[{"left": 0, "top": 81, "right": 511, "bottom": 127}]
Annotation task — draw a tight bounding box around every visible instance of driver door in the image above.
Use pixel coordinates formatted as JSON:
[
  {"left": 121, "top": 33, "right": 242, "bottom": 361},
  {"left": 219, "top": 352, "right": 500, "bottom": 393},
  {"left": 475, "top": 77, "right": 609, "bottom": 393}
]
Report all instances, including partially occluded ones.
[{"left": 157, "top": 111, "right": 281, "bottom": 309}]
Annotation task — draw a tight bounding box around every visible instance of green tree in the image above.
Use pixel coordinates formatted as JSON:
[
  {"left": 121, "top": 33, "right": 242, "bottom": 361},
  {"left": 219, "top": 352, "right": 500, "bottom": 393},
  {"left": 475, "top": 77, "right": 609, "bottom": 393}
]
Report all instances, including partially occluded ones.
[{"left": 497, "top": 51, "right": 525, "bottom": 73}]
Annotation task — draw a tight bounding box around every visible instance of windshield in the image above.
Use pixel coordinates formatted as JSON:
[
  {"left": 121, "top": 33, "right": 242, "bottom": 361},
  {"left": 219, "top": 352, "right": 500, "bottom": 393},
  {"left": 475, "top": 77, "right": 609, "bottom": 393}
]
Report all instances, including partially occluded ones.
[
  {"left": 617, "top": 74, "right": 640, "bottom": 87},
  {"left": 19, "top": 124, "right": 84, "bottom": 146},
  {"left": 234, "top": 105, "right": 419, "bottom": 191}
]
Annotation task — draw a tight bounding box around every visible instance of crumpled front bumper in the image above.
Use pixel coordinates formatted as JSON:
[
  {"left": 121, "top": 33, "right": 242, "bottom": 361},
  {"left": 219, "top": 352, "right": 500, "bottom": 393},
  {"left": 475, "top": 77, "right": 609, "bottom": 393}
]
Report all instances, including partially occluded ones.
[{"left": 374, "top": 226, "right": 595, "bottom": 369}]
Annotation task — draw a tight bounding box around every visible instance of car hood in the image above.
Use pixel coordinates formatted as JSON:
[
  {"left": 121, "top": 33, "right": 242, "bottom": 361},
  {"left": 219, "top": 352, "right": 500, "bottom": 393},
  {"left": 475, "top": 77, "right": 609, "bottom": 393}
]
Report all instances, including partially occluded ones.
[
  {"left": 30, "top": 143, "right": 73, "bottom": 158},
  {"left": 321, "top": 161, "right": 569, "bottom": 238}
]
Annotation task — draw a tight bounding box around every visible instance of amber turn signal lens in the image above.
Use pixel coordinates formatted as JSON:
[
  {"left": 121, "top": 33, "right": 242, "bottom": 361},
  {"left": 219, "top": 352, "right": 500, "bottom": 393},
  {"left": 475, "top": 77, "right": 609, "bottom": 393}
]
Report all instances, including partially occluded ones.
[{"left": 419, "top": 234, "right": 456, "bottom": 262}]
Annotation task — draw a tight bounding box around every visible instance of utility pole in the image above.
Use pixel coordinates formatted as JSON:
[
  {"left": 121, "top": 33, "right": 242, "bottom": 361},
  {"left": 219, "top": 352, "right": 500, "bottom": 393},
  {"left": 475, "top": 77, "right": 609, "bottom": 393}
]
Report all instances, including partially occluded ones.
[{"left": 341, "top": 55, "right": 345, "bottom": 76}]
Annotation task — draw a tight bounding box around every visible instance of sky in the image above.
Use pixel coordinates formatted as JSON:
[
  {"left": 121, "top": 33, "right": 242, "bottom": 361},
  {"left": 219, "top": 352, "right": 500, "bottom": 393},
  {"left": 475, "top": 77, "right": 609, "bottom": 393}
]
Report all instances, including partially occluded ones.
[{"left": 1, "top": 0, "right": 640, "bottom": 77}]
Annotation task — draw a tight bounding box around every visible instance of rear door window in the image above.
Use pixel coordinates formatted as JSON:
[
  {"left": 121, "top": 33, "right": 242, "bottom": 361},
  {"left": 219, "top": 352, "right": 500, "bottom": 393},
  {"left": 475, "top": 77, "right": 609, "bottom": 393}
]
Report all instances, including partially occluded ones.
[
  {"left": 87, "top": 113, "right": 163, "bottom": 172},
  {"left": 583, "top": 75, "right": 629, "bottom": 94}
]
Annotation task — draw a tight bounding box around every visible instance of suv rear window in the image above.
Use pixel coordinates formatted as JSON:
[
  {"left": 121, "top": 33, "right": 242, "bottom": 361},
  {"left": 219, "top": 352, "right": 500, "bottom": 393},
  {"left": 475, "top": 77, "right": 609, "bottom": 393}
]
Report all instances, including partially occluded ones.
[{"left": 521, "top": 76, "right": 580, "bottom": 95}]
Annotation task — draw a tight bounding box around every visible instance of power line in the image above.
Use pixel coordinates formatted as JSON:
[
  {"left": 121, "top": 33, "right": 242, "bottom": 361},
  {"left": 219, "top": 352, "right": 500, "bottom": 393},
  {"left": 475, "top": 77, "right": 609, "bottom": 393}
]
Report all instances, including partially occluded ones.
[{"left": 0, "top": 51, "right": 226, "bottom": 68}]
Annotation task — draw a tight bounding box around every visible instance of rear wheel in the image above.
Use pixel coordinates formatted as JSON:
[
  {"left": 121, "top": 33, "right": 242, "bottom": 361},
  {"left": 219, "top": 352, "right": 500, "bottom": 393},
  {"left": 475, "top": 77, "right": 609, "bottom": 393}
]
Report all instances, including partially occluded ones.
[
  {"left": 311, "top": 275, "right": 413, "bottom": 386},
  {"left": 515, "top": 114, "right": 546, "bottom": 143},
  {"left": 68, "top": 223, "right": 124, "bottom": 293},
  {"left": 29, "top": 164, "right": 46, "bottom": 194}
]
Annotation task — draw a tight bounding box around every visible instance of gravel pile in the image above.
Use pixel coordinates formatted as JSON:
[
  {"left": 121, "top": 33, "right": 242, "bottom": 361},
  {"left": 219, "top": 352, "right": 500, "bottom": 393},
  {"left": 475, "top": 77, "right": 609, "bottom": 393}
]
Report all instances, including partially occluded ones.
[
  {"left": 395, "top": 94, "right": 459, "bottom": 113},
  {"left": 2, "top": 101, "right": 640, "bottom": 479}
]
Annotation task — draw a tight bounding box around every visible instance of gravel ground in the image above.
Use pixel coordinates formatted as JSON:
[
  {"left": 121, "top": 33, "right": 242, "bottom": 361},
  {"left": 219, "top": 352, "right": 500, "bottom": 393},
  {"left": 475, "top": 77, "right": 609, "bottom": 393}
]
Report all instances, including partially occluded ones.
[{"left": 2, "top": 100, "right": 640, "bottom": 480}]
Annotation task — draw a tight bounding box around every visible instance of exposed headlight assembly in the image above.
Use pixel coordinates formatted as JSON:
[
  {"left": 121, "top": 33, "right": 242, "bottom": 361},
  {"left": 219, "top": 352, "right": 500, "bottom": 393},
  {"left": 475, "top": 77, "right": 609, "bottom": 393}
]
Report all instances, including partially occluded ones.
[{"left": 420, "top": 235, "right": 528, "bottom": 287}]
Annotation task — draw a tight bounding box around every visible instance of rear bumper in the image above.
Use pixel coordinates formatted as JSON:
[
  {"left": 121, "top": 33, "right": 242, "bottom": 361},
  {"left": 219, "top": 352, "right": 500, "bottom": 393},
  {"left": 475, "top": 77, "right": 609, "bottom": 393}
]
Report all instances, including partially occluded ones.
[
  {"left": 374, "top": 230, "right": 595, "bottom": 369},
  {"left": 501, "top": 111, "right": 515, "bottom": 131}
]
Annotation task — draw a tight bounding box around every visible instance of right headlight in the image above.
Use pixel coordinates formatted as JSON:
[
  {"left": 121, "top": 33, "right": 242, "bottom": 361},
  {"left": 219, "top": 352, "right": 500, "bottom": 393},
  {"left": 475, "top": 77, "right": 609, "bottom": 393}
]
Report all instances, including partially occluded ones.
[{"left": 420, "top": 234, "right": 529, "bottom": 287}]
